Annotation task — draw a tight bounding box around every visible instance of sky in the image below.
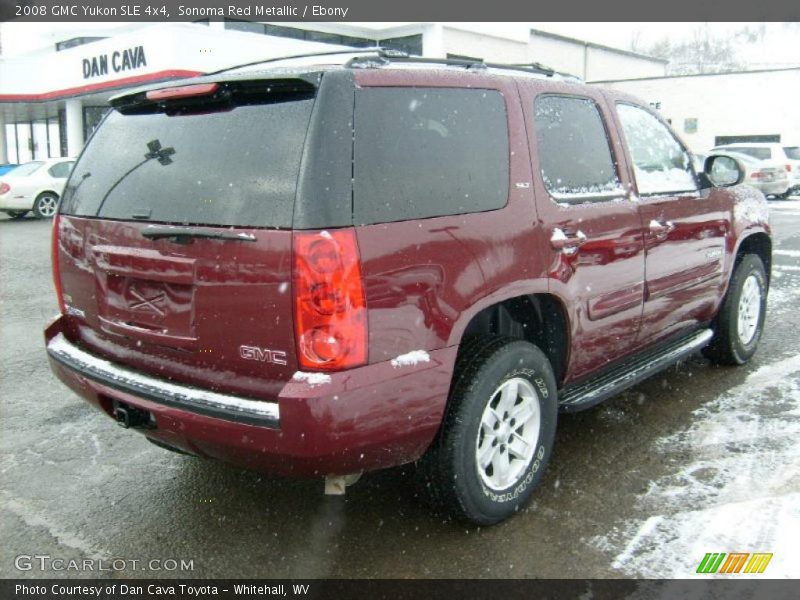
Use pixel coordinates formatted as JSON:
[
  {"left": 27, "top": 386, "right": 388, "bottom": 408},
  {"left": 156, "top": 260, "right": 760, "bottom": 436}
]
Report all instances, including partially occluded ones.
[{"left": 2, "top": 21, "right": 799, "bottom": 69}]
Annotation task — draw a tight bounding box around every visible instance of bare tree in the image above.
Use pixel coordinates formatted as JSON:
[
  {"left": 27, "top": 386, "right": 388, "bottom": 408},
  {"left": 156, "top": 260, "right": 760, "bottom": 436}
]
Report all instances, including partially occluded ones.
[{"left": 631, "top": 24, "right": 763, "bottom": 75}]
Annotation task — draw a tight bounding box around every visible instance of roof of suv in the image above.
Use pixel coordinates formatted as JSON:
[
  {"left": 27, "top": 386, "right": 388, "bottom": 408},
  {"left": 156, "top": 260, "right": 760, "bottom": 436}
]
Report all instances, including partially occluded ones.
[{"left": 111, "top": 51, "right": 583, "bottom": 105}]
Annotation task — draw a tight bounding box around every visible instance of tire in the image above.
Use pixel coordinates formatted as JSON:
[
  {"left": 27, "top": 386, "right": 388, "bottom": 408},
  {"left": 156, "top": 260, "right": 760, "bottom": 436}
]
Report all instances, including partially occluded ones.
[
  {"left": 6, "top": 211, "right": 28, "bottom": 219},
  {"left": 421, "top": 335, "right": 558, "bottom": 525},
  {"left": 33, "top": 192, "right": 59, "bottom": 219},
  {"left": 704, "top": 254, "right": 768, "bottom": 365}
]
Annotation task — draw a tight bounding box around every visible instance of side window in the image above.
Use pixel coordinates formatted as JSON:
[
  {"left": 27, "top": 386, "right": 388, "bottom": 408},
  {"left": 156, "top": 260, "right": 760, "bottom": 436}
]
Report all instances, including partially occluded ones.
[
  {"left": 534, "top": 95, "right": 622, "bottom": 202},
  {"left": 731, "top": 147, "right": 771, "bottom": 160},
  {"left": 48, "top": 161, "right": 74, "bottom": 178},
  {"left": 617, "top": 104, "right": 697, "bottom": 196},
  {"left": 353, "top": 87, "right": 509, "bottom": 225}
]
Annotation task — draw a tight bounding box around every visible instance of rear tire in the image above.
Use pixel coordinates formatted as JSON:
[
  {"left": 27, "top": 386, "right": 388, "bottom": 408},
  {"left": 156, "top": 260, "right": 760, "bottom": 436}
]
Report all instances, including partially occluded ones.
[
  {"left": 33, "top": 193, "right": 59, "bottom": 219},
  {"left": 421, "top": 335, "right": 558, "bottom": 525},
  {"left": 704, "top": 254, "right": 767, "bottom": 365}
]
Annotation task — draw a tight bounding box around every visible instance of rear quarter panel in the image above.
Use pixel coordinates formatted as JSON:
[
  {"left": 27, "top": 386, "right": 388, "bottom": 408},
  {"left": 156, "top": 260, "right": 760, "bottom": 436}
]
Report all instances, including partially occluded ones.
[{"left": 352, "top": 70, "right": 551, "bottom": 363}]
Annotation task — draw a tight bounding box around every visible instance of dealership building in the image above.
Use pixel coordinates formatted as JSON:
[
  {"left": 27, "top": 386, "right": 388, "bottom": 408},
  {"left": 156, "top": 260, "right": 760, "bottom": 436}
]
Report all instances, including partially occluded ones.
[{"left": 0, "top": 21, "right": 797, "bottom": 163}]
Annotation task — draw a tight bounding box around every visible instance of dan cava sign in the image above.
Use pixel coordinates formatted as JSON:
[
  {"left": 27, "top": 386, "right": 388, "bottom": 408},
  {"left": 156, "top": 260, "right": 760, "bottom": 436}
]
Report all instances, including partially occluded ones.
[{"left": 82, "top": 46, "right": 148, "bottom": 79}]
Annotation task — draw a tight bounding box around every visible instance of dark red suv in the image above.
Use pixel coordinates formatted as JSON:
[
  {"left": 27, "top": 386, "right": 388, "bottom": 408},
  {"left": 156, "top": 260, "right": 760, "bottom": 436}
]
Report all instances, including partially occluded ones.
[{"left": 45, "top": 52, "right": 771, "bottom": 525}]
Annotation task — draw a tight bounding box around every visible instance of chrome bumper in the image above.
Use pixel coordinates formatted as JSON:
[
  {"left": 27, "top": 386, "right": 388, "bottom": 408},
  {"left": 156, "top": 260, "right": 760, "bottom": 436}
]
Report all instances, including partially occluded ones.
[{"left": 46, "top": 333, "right": 280, "bottom": 428}]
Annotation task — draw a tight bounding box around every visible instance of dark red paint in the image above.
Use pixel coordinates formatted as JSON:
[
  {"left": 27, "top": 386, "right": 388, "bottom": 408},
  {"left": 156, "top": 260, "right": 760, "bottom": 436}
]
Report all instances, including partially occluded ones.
[{"left": 46, "top": 67, "right": 770, "bottom": 478}]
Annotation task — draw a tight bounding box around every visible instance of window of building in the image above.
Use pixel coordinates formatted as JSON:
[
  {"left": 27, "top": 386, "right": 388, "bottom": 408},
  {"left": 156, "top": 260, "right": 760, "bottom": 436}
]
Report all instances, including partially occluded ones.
[
  {"left": 446, "top": 53, "right": 483, "bottom": 62},
  {"left": 225, "top": 20, "right": 267, "bottom": 35},
  {"left": 225, "top": 21, "right": 377, "bottom": 48},
  {"left": 83, "top": 106, "right": 110, "bottom": 140},
  {"left": 55, "top": 37, "right": 106, "bottom": 52},
  {"left": 378, "top": 35, "right": 423, "bottom": 56},
  {"left": 714, "top": 134, "right": 780, "bottom": 146}
]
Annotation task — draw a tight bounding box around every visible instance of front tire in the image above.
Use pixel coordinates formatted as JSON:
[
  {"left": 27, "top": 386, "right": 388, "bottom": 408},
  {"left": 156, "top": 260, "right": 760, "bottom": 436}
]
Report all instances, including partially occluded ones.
[
  {"left": 33, "top": 192, "right": 59, "bottom": 219},
  {"left": 422, "top": 336, "right": 558, "bottom": 525},
  {"left": 705, "top": 254, "right": 768, "bottom": 365},
  {"left": 5, "top": 210, "right": 28, "bottom": 219}
]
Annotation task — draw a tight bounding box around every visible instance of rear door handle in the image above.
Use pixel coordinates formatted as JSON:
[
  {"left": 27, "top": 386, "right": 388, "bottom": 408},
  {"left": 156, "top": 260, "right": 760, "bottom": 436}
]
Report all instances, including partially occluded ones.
[
  {"left": 551, "top": 228, "right": 587, "bottom": 255},
  {"left": 649, "top": 219, "right": 675, "bottom": 236}
]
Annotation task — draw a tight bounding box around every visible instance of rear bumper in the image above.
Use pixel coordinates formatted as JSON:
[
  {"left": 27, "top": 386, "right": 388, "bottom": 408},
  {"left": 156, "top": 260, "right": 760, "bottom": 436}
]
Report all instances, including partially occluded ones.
[
  {"left": 45, "top": 316, "right": 457, "bottom": 478},
  {"left": 753, "top": 180, "right": 790, "bottom": 195},
  {"left": 47, "top": 333, "right": 280, "bottom": 428}
]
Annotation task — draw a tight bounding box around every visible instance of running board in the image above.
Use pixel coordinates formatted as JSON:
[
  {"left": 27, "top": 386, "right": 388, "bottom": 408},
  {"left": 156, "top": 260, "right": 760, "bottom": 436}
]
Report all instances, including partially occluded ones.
[{"left": 558, "top": 329, "right": 714, "bottom": 413}]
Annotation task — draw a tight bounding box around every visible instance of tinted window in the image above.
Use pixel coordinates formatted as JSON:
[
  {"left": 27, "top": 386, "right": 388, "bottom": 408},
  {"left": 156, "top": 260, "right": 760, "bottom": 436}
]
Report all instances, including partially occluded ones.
[
  {"left": 534, "top": 95, "right": 621, "bottom": 200},
  {"left": 61, "top": 96, "right": 314, "bottom": 227},
  {"left": 48, "top": 161, "right": 74, "bottom": 178},
  {"left": 784, "top": 147, "right": 800, "bottom": 160},
  {"left": 353, "top": 88, "right": 508, "bottom": 225},
  {"left": 617, "top": 104, "right": 697, "bottom": 195},
  {"left": 12, "top": 161, "right": 45, "bottom": 177}
]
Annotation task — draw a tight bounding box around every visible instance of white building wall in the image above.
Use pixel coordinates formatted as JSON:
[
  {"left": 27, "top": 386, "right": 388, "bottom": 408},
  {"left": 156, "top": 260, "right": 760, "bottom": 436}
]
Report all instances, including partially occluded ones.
[
  {"left": 441, "top": 27, "right": 529, "bottom": 63},
  {"left": 528, "top": 35, "right": 586, "bottom": 77},
  {"left": 0, "top": 23, "right": 351, "bottom": 97},
  {"left": 599, "top": 69, "right": 800, "bottom": 152},
  {"left": 585, "top": 47, "right": 665, "bottom": 81}
]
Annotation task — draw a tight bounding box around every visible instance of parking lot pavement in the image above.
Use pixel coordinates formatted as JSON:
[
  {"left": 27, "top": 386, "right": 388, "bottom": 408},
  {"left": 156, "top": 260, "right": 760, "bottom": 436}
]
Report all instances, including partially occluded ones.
[{"left": 1, "top": 203, "right": 799, "bottom": 579}]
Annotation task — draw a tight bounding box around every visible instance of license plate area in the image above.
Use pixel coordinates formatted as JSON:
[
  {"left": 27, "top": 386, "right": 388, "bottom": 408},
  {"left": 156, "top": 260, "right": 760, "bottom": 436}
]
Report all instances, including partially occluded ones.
[
  {"left": 91, "top": 245, "right": 199, "bottom": 349},
  {"left": 104, "top": 275, "right": 194, "bottom": 336}
]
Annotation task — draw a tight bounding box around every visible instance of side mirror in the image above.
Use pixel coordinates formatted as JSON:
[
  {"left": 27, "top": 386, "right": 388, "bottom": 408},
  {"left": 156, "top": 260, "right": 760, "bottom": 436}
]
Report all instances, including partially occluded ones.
[{"left": 702, "top": 154, "right": 745, "bottom": 188}]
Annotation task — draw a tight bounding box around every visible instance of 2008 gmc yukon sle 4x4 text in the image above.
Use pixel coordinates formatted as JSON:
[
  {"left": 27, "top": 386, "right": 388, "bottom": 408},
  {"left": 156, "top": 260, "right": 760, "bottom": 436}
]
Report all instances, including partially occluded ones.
[{"left": 45, "top": 52, "right": 771, "bottom": 525}]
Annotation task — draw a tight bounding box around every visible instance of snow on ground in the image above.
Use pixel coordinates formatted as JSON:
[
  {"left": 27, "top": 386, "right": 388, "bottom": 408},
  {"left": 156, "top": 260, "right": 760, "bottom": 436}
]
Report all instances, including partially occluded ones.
[
  {"left": 590, "top": 356, "right": 800, "bottom": 578},
  {"left": 589, "top": 242, "right": 800, "bottom": 579},
  {"left": 768, "top": 198, "right": 800, "bottom": 211}
]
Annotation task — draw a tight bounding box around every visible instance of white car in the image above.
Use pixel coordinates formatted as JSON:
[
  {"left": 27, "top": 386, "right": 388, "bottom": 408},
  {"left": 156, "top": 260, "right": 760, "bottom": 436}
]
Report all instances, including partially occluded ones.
[
  {"left": 711, "top": 142, "right": 800, "bottom": 193},
  {"left": 707, "top": 150, "right": 790, "bottom": 197},
  {"left": 0, "top": 158, "right": 76, "bottom": 219}
]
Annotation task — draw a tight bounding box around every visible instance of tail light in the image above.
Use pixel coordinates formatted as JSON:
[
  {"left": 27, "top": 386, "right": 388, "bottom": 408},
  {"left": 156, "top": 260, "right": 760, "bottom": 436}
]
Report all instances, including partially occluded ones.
[
  {"left": 146, "top": 83, "right": 219, "bottom": 101},
  {"left": 51, "top": 214, "right": 66, "bottom": 314},
  {"left": 786, "top": 165, "right": 792, "bottom": 172},
  {"left": 293, "top": 229, "right": 367, "bottom": 371},
  {"left": 0, "top": 182, "right": 9, "bottom": 195},
  {"left": 751, "top": 171, "right": 764, "bottom": 179}
]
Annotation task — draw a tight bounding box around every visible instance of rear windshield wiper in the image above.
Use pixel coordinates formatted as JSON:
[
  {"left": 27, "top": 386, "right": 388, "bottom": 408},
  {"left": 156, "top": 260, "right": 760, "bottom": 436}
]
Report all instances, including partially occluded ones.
[{"left": 141, "top": 226, "right": 256, "bottom": 243}]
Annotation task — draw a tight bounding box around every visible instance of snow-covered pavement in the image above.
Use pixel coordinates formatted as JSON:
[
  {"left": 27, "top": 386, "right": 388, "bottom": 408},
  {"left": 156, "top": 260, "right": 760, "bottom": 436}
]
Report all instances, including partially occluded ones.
[{"left": 589, "top": 199, "right": 800, "bottom": 578}]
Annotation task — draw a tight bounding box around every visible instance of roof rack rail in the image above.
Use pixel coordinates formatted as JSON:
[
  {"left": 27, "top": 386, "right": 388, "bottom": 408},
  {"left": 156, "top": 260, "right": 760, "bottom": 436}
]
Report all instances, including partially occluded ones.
[
  {"left": 346, "top": 50, "right": 557, "bottom": 77},
  {"left": 202, "top": 48, "right": 574, "bottom": 81}
]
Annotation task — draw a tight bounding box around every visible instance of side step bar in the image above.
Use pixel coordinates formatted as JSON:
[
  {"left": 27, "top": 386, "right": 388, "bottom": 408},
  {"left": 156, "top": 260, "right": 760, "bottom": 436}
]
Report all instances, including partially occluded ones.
[{"left": 558, "top": 329, "right": 713, "bottom": 413}]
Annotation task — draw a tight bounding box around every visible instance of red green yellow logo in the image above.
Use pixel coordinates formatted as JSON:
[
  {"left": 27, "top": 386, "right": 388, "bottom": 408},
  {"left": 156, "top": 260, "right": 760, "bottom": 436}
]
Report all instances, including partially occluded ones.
[{"left": 696, "top": 552, "right": 773, "bottom": 574}]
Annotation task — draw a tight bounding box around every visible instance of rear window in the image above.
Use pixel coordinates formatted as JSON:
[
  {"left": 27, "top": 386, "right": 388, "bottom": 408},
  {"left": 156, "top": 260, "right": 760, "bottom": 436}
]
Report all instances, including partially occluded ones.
[
  {"left": 784, "top": 147, "right": 800, "bottom": 160},
  {"left": 12, "top": 162, "right": 45, "bottom": 176},
  {"left": 721, "top": 147, "right": 772, "bottom": 160},
  {"left": 60, "top": 93, "right": 315, "bottom": 228},
  {"left": 48, "top": 161, "right": 74, "bottom": 178},
  {"left": 353, "top": 87, "right": 509, "bottom": 225}
]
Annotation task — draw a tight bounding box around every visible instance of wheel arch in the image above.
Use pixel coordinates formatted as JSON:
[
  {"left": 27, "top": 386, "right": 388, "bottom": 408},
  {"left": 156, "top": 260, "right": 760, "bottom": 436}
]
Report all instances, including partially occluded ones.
[
  {"left": 734, "top": 230, "right": 772, "bottom": 287},
  {"left": 35, "top": 189, "right": 61, "bottom": 201},
  {"left": 456, "top": 292, "right": 571, "bottom": 387}
]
